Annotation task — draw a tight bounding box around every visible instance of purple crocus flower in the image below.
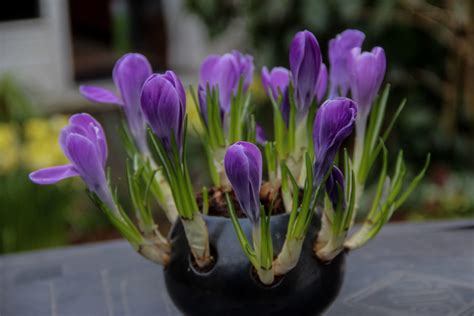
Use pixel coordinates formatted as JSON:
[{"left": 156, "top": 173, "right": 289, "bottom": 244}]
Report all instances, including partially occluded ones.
[
  {"left": 261, "top": 66, "right": 291, "bottom": 124},
  {"left": 261, "top": 66, "right": 290, "bottom": 101},
  {"left": 80, "top": 53, "right": 152, "bottom": 153},
  {"left": 140, "top": 71, "right": 186, "bottom": 153},
  {"left": 348, "top": 47, "right": 386, "bottom": 117},
  {"left": 289, "top": 30, "right": 322, "bottom": 113},
  {"left": 325, "top": 166, "right": 345, "bottom": 210},
  {"left": 224, "top": 141, "right": 262, "bottom": 224},
  {"left": 232, "top": 50, "right": 254, "bottom": 91},
  {"left": 198, "top": 51, "right": 254, "bottom": 122},
  {"left": 29, "top": 113, "right": 116, "bottom": 211},
  {"left": 313, "top": 98, "right": 357, "bottom": 183},
  {"left": 316, "top": 63, "right": 328, "bottom": 104},
  {"left": 328, "top": 29, "right": 365, "bottom": 98}
]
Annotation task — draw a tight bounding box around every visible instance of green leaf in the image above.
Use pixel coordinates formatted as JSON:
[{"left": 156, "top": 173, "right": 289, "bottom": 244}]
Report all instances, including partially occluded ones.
[
  {"left": 367, "top": 140, "right": 388, "bottom": 219},
  {"left": 395, "top": 153, "right": 431, "bottom": 208},
  {"left": 225, "top": 193, "right": 258, "bottom": 267},
  {"left": 281, "top": 162, "right": 300, "bottom": 238},
  {"left": 126, "top": 160, "right": 152, "bottom": 227},
  {"left": 369, "top": 99, "right": 407, "bottom": 168},
  {"left": 259, "top": 206, "right": 273, "bottom": 270}
]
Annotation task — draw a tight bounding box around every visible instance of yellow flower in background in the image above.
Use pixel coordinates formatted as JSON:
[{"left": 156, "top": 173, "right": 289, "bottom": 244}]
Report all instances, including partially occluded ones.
[
  {"left": 186, "top": 89, "right": 205, "bottom": 136},
  {"left": 0, "top": 123, "right": 20, "bottom": 173},
  {"left": 249, "top": 74, "right": 266, "bottom": 103},
  {"left": 21, "top": 115, "right": 69, "bottom": 171}
]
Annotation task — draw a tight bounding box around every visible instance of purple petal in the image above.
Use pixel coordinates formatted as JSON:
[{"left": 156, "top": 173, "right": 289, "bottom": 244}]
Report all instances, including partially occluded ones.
[
  {"left": 290, "top": 30, "right": 322, "bottom": 112},
  {"left": 79, "top": 86, "right": 122, "bottom": 105},
  {"left": 197, "top": 85, "right": 208, "bottom": 125},
  {"left": 199, "top": 52, "right": 252, "bottom": 115},
  {"left": 256, "top": 124, "right": 267, "bottom": 145},
  {"left": 200, "top": 55, "right": 220, "bottom": 87},
  {"left": 67, "top": 113, "right": 108, "bottom": 166},
  {"left": 325, "top": 166, "right": 345, "bottom": 209},
  {"left": 140, "top": 74, "right": 181, "bottom": 151},
  {"left": 261, "top": 66, "right": 290, "bottom": 100},
  {"left": 163, "top": 70, "right": 186, "bottom": 110},
  {"left": 224, "top": 141, "right": 262, "bottom": 224},
  {"left": 29, "top": 164, "right": 78, "bottom": 185},
  {"left": 113, "top": 53, "right": 152, "bottom": 152},
  {"left": 232, "top": 50, "right": 254, "bottom": 90},
  {"left": 348, "top": 47, "right": 386, "bottom": 116},
  {"left": 162, "top": 70, "right": 186, "bottom": 141},
  {"left": 329, "top": 29, "right": 365, "bottom": 98},
  {"left": 316, "top": 63, "right": 328, "bottom": 103},
  {"left": 215, "top": 54, "right": 240, "bottom": 113},
  {"left": 65, "top": 133, "right": 113, "bottom": 208},
  {"left": 313, "top": 98, "right": 357, "bottom": 182}
]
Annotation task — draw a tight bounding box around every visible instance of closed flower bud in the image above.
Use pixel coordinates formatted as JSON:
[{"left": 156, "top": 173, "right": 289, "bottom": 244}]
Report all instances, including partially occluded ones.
[
  {"left": 261, "top": 66, "right": 290, "bottom": 101},
  {"left": 261, "top": 66, "right": 291, "bottom": 125},
  {"left": 328, "top": 29, "right": 365, "bottom": 98},
  {"left": 348, "top": 47, "right": 386, "bottom": 117},
  {"left": 140, "top": 71, "right": 186, "bottom": 152},
  {"left": 224, "top": 141, "right": 262, "bottom": 224},
  {"left": 290, "top": 30, "right": 322, "bottom": 113},
  {"left": 313, "top": 98, "right": 357, "bottom": 183}
]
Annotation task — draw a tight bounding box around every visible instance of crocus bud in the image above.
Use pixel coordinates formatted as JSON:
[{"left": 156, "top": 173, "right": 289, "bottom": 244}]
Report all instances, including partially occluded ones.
[
  {"left": 261, "top": 66, "right": 290, "bottom": 101},
  {"left": 313, "top": 98, "right": 357, "bottom": 183},
  {"left": 316, "top": 63, "right": 328, "bottom": 104},
  {"left": 289, "top": 30, "right": 322, "bottom": 113},
  {"left": 80, "top": 53, "right": 152, "bottom": 153},
  {"left": 224, "top": 141, "right": 262, "bottom": 224},
  {"left": 261, "top": 66, "right": 291, "bottom": 125},
  {"left": 325, "top": 166, "right": 345, "bottom": 210},
  {"left": 140, "top": 71, "right": 186, "bottom": 152},
  {"left": 328, "top": 29, "right": 365, "bottom": 98},
  {"left": 348, "top": 47, "right": 386, "bottom": 117},
  {"left": 29, "top": 114, "right": 116, "bottom": 211},
  {"left": 232, "top": 50, "right": 254, "bottom": 91},
  {"left": 199, "top": 51, "right": 254, "bottom": 121}
]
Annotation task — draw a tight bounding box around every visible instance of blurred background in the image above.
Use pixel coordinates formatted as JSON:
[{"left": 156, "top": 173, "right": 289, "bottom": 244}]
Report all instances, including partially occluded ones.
[{"left": 0, "top": 0, "right": 473, "bottom": 254}]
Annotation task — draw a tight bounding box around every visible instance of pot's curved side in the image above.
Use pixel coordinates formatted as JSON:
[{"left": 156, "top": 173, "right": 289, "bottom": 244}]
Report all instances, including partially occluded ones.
[{"left": 164, "top": 214, "right": 345, "bottom": 316}]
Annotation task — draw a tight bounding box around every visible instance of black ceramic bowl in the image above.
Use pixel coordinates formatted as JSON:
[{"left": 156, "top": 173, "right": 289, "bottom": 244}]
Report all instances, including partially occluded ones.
[{"left": 164, "top": 213, "right": 345, "bottom": 316}]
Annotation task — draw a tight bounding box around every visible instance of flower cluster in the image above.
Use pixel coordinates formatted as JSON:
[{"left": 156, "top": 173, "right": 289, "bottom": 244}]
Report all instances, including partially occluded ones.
[{"left": 30, "top": 28, "right": 429, "bottom": 285}]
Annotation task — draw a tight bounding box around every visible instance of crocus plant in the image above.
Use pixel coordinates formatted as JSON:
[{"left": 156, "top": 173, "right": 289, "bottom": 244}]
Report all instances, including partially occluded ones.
[{"left": 30, "top": 29, "right": 429, "bottom": 285}]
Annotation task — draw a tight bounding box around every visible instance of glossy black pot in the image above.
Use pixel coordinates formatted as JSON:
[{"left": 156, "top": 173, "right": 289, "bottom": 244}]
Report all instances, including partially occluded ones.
[{"left": 164, "top": 213, "right": 345, "bottom": 316}]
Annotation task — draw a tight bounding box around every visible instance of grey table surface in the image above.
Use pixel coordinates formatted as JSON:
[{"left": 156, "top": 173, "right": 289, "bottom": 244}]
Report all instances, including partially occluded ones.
[{"left": 1, "top": 219, "right": 473, "bottom": 316}]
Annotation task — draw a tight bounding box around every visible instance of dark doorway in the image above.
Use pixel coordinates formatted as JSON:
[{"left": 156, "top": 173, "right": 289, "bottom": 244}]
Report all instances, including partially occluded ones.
[{"left": 68, "top": 0, "right": 167, "bottom": 81}]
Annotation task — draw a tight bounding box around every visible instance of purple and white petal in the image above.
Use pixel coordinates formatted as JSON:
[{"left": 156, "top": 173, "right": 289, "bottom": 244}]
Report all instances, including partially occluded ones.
[
  {"left": 348, "top": 46, "right": 386, "bottom": 117},
  {"left": 79, "top": 86, "right": 122, "bottom": 105},
  {"left": 29, "top": 164, "right": 79, "bottom": 185},
  {"left": 328, "top": 29, "right": 365, "bottom": 98}
]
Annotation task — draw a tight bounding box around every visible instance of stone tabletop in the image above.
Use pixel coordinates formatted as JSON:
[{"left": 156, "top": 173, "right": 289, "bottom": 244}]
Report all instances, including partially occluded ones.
[{"left": 1, "top": 219, "right": 473, "bottom": 316}]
